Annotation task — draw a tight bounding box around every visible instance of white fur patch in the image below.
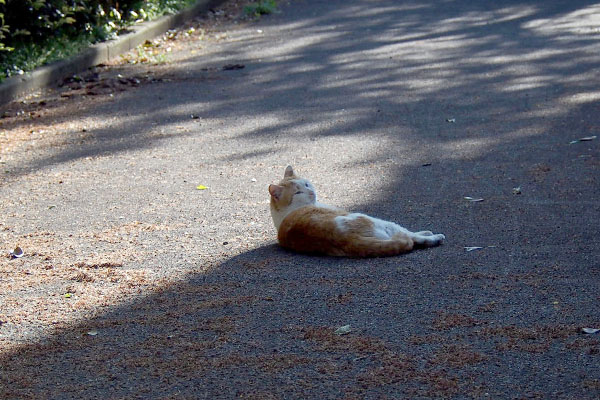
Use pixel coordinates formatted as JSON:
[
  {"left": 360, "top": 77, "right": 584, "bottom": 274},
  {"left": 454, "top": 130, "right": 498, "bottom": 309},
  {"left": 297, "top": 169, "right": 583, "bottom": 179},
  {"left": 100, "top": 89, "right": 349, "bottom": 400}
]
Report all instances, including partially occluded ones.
[
  {"left": 336, "top": 213, "right": 412, "bottom": 239},
  {"left": 369, "top": 216, "right": 410, "bottom": 239},
  {"left": 334, "top": 213, "right": 364, "bottom": 232}
]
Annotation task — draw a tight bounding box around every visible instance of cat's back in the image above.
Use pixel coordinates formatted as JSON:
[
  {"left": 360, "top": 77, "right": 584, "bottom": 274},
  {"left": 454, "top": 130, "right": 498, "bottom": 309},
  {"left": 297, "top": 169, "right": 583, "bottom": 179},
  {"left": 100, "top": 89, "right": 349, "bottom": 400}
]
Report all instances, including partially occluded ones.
[{"left": 277, "top": 205, "right": 349, "bottom": 256}]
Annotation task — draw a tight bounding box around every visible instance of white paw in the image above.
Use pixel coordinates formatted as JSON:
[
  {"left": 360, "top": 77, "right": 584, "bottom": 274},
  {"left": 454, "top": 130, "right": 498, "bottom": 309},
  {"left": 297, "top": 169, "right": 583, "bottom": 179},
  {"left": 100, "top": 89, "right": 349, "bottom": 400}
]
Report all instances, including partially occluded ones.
[{"left": 422, "top": 233, "right": 445, "bottom": 247}]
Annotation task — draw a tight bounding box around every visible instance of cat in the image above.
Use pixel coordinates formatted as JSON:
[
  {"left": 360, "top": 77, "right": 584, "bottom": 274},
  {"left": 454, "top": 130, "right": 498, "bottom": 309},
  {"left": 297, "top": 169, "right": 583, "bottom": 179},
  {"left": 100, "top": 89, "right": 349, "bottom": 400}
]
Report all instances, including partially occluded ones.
[{"left": 268, "top": 166, "right": 445, "bottom": 257}]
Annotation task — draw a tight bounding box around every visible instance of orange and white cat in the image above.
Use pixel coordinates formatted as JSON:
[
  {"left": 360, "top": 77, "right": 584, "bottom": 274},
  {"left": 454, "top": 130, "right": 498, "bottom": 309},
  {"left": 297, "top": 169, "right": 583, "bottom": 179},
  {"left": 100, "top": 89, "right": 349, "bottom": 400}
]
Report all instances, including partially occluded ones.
[{"left": 268, "top": 166, "right": 445, "bottom": 257}]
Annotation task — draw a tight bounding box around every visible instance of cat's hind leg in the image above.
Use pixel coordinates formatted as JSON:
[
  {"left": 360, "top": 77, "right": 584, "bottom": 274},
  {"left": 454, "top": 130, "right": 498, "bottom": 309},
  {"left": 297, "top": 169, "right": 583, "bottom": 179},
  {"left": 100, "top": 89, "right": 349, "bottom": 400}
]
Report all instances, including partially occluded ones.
[
  {"left": 411, "top": 232, "right": 445, "bottom": 247},
  {"left": 415, "top": 231, "right": 434, "bottom": 236},
  {"left": 363, "top": 216, "right": 445, "bottom": 247}
]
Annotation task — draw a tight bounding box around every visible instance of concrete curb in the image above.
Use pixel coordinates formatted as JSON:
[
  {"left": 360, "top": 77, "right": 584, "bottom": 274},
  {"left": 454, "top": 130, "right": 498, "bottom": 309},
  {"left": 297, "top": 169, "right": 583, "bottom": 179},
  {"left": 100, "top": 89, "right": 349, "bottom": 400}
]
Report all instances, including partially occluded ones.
[{"left": 0, "top": 0, "right": 221, "bottom": 105}]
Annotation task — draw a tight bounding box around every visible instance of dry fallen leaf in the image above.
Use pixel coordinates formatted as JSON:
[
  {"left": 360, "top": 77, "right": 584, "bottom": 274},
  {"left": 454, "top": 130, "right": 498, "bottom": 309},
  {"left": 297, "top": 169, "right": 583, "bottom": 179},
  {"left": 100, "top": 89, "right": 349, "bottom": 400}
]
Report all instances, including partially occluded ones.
[
  {"left": 222, "top": 63, "right": 245, "bottom": 70},
  {"left": 464, "top": 247, "right": 484, "bottom": 252},
  {"left": 582, "top": 328, "right": 600, "bottom": 334},
  {"left": 10, "top": 246, "right": 24, "bottom": 259},
  {"left": 569, "top": 135, "right": 597, "bottom": 144},
  {"left": 334, "top": 325, "right": 352, "bottom": 335}
]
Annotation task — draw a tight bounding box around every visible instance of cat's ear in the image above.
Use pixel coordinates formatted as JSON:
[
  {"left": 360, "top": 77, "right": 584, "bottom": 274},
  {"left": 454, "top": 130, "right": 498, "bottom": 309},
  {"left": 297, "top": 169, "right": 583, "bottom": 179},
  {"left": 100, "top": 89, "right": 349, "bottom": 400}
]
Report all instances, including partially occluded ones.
[
  {"left": 269, "top": 184, "right": 283, "bottom": 200},
  {"left": 284, "top": 165, "right": 295, "bottom": 178}
]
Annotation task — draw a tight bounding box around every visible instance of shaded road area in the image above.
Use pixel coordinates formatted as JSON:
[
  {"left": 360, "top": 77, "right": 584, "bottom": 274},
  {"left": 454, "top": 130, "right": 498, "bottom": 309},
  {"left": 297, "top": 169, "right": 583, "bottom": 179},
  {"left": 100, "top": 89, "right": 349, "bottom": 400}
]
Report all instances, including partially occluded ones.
[{"left": 1, "top": 0, "right": 599, "bottom": 397}]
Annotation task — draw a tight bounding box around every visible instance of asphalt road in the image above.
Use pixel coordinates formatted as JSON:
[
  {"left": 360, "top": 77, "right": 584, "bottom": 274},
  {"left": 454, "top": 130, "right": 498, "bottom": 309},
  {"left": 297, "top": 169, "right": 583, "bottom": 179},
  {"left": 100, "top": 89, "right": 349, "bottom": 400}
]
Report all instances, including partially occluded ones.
[{"left": 1, "top": 0, "right": 599, "bottom": 398}]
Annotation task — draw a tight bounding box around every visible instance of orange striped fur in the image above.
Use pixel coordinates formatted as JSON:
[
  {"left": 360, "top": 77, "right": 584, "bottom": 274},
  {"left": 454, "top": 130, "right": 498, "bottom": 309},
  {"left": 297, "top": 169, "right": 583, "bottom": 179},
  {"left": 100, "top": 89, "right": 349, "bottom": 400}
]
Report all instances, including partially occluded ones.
[{"left": 268, "top": 166, "right": 445, "bottom": 257}]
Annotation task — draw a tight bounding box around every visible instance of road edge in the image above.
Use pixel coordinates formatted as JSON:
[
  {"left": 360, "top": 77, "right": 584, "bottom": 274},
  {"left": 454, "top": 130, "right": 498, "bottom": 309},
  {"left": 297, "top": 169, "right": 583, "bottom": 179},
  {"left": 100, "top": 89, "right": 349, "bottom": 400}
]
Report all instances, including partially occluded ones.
[{"left": 0, "top": 0, "right": 223, "bottom": 105}]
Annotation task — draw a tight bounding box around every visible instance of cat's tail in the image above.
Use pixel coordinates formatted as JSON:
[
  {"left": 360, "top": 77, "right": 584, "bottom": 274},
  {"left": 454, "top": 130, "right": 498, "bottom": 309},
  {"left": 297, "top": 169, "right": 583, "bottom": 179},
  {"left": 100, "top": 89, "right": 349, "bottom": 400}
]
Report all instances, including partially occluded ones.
[{"left": 340, "top": 233, "right": 414, "bottom": 257}]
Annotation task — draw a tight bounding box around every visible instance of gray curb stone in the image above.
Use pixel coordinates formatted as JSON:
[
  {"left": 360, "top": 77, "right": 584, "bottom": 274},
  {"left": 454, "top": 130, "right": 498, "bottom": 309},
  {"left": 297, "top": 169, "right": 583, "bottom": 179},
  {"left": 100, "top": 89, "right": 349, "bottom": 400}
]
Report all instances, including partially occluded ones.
[{"left": 0, "top": 0, "right": 221, "bottom": 105}]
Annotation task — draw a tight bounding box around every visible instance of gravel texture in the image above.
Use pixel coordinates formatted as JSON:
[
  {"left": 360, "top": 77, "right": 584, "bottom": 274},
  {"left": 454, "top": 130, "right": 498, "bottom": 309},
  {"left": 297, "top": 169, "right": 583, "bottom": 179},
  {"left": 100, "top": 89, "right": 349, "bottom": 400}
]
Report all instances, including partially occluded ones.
[{"left": 1, "top": 0, "right": 599, "bottom": 398}]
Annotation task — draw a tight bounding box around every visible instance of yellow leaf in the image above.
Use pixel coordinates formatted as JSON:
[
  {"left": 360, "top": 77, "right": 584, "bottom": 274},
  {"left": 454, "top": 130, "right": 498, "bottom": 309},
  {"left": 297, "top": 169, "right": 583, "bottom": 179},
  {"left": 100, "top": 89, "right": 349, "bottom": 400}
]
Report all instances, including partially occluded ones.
[
  {"left": 64, "top": 293, "right": 73, "bottom": 298},
  {"left": 196, "top": 185, "right": 208, "bottom": 190}
]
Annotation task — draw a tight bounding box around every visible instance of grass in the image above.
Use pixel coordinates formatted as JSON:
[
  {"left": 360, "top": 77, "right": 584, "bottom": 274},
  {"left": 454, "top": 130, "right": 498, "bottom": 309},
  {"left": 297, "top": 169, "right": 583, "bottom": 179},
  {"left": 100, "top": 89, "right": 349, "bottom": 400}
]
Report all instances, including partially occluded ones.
[{"left": 1, "top": 33, "right": 100, "bottom": 80}]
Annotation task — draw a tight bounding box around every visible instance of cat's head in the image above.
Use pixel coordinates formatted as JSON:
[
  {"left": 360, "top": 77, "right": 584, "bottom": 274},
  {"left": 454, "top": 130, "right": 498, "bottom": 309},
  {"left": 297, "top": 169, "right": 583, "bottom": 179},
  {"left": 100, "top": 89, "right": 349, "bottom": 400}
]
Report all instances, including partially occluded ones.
[{"left": 269, "top": 166, "right": 317, "bottom": 212}]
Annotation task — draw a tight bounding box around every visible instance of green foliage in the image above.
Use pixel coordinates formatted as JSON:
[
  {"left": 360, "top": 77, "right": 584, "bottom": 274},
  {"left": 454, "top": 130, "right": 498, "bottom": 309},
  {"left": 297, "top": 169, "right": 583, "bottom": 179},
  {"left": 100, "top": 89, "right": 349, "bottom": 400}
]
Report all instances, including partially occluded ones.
[
  {"left": 2, "top": 33, "right": 94, "bottom": 77},
  {"left": 0, "top": 0, "right": 197, "bottom": 81},
  {"left": 244, "top": 0, "right": 277, "bottom": 17},
  {"left": 0, "top": 0, "right": 13, "bottom": 52}
]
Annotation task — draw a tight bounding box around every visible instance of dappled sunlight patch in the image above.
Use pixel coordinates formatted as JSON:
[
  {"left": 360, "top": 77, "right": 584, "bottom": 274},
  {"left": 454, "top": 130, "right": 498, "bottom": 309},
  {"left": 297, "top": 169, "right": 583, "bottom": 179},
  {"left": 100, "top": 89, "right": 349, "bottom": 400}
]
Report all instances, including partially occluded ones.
[
  {"left": 438, "top": 6, "right": 539, "bottom": 29},
  {"left": 522, "top": 4, "right": 600, "bottom": 36},
  {"left": 501, "top": 75, "right": 560, "bottom": 92},
  {"left": 563, "top": 91, "right": 600, "bottom": 105}
]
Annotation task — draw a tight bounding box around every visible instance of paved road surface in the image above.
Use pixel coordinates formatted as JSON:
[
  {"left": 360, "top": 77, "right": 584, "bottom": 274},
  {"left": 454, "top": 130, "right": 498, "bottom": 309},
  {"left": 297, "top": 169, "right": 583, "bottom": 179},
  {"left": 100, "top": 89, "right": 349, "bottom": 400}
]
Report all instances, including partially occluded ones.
[{"left": 1, "top": 0, "right": 599, "bottom": 398}]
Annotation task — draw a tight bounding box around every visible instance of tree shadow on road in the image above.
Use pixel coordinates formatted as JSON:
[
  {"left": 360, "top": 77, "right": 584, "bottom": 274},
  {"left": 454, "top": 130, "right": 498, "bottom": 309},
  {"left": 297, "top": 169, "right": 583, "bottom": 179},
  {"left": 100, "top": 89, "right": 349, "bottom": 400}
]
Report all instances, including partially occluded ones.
[
  {"left": 1, "top": 237, "right": 598, "bottom": 398},
  {"left": 2, "top": 0, "right": 599, "bottom": 175}
]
